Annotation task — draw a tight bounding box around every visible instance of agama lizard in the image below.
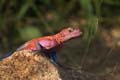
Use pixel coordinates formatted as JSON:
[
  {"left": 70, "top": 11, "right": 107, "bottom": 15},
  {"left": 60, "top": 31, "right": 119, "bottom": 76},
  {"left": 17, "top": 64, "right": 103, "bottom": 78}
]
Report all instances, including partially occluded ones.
[{"left": 0, "top": 27, "right": 82, "bottom": 67}]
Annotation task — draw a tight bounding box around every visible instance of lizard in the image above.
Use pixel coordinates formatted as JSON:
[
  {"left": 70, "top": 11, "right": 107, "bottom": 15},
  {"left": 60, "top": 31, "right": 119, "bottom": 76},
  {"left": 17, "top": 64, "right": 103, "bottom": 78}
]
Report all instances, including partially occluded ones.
[{"left": 0, "top": 27, "right": 82, "bottom": 67}]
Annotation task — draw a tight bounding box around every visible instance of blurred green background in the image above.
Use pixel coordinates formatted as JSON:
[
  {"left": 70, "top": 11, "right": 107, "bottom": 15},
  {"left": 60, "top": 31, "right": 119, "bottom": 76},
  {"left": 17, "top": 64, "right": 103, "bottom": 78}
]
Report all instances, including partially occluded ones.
[{"left": 0, "top": 0, "right": 120, "bottom": 79}]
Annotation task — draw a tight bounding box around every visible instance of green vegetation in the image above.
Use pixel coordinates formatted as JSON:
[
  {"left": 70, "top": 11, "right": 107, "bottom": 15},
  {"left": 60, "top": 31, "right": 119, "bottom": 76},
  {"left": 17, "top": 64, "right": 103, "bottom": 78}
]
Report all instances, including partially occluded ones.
[{"left": 0, "top": 0, "right": 120, "bottom": 79}]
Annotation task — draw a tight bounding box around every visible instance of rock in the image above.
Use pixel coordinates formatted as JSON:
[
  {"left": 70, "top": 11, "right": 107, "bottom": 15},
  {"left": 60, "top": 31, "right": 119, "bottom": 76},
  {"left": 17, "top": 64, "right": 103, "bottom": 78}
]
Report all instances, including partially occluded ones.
[
  {"left": 0, "top": 50, "right": 60, "bottom": 80},
  {"left": 0, "top": 50, "right": 105, "bottom": 80}
]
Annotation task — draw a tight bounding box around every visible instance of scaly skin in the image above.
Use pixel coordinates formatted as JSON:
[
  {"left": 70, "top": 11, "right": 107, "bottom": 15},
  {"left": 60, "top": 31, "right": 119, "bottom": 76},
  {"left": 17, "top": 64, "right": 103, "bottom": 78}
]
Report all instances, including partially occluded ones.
[{"left": 17, "top": 27, "right": 82, "bottom": 51}]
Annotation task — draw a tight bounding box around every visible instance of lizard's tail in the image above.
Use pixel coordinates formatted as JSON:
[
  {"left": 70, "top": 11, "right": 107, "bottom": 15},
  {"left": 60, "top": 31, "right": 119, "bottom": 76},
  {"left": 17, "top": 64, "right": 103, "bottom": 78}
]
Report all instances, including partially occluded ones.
[{"left": 0, "top": 51, "right": 14, "bottom": 61}]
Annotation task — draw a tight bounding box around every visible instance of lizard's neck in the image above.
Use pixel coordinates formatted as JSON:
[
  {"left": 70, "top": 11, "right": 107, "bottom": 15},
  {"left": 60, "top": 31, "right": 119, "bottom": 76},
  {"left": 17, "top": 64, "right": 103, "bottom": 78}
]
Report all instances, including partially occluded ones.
[{"left": 53, "top": 32, "right": 64, "bottom": 45}]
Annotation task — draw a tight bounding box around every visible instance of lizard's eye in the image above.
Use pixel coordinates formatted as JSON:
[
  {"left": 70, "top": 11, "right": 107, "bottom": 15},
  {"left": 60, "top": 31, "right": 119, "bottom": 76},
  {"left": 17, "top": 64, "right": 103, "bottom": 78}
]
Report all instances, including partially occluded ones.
[{"left": 68, "top": 28, "right": 74, "bottom": 32}]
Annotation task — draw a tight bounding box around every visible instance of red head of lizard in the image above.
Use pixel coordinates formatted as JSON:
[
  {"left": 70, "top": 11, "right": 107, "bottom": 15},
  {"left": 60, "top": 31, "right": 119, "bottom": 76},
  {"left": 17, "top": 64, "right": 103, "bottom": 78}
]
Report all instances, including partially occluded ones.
[{"left": 54, "top": 27, "right": 82, "bottom": 44}]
